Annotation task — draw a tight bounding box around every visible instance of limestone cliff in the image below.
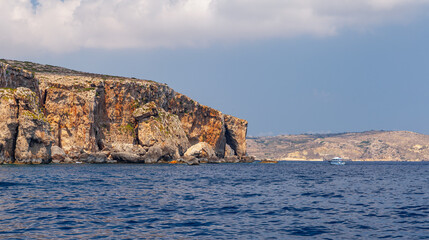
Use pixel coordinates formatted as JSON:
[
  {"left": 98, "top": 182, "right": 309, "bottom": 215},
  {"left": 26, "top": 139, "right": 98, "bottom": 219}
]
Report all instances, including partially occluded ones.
[
  {"left": 0, "top": 59, "right": 248, "bottom": 164},
  {"left": 247, "top": 131, "right": 429, "bottom": 161}
]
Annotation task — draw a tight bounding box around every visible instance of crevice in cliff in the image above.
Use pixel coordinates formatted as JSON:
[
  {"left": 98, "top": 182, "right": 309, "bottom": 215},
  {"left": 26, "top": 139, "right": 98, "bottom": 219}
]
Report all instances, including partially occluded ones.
[
  {"left": 41, "top": 89, "right": 48, "bottom": 112},
  {"left": 225, "top": 126, "right": 238, "bottom": 157},
  {"left": 215, "top": 124, "right": 227, "bottom": 158},
  {"left": 93, "top": 85, "right": 107, "bottom": 151},
  {"left": 134, "top": 122, "right": 141, "bottom": 146},
  {"left": 57, "top": 120, "right": 62, "bottom": 148},
  {"left": 11, "top": 99, "right": 20, "bottom": 163}
]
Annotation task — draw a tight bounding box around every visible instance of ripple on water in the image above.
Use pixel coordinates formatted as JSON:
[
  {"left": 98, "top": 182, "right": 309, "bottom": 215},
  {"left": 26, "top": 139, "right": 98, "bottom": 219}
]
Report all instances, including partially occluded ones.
[
  {"left": 0, "top": 162, "right": 428, "bottom": 239},
  {"left": 285, "top": 226, "right": 331, "bottom": 236},
  {"left": 0, "top": 182, "right": 31, "bottom": 187}
]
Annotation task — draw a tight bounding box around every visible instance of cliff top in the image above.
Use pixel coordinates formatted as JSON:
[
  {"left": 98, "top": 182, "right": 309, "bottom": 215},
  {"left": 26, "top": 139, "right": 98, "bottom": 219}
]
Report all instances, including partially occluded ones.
[
  {"left": 0, "top": 58, "right": 159, "bottom": 83},
  {"left": 0, "top": 58, "right": 173, "bottom": 95},
  {"left": 1, "top": 58, "right": 89, "bottom": 75}
]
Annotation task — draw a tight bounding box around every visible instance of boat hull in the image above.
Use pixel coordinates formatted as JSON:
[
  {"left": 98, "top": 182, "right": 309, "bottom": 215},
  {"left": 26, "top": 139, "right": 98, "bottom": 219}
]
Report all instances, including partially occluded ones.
[{"left": 329, "top": 161, "right": 345, "bottom": 165}]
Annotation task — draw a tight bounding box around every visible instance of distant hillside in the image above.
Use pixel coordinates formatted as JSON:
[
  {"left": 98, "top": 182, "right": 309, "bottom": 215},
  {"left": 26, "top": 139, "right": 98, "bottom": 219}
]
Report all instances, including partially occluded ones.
[{"left": 247, "top": 131, "right": 429, "bottom": 161}]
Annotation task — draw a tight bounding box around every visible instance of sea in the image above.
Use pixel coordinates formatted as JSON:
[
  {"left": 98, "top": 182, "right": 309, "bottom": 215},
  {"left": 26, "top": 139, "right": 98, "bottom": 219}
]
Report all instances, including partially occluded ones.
[{"left": 1, "top": 161, "right": 428, "bottom": 239}]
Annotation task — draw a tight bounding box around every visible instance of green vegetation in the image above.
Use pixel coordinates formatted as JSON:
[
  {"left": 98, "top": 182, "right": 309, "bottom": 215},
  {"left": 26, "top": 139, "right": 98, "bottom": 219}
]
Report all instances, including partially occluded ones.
[
  {"left": 120, "top": 123, "right": 136, "bottom": 138},
  {"left": 132, "top": 100, "right": 140, "bottom": 109},
  {"left": 22, "top": 110, "right": 48, "bottom": 122},
  {"left": 0, "top": 87, "right": 17, "bottom": 91},
  {"left": 357, "top": 140, "right": 371, "bottom": 148},
  {"left": 154, "top": 116, "right": 162, "bottom": 122},
  {"left": 77, "top": 87, "right": 95, "bottom": 92}
]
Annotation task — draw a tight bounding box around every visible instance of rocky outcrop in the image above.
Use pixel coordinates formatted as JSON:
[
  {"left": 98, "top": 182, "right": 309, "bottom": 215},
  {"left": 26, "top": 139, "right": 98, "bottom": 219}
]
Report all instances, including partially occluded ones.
[
  {"left": 51, "top": 146, "right": 72, "bottom": 163},
  {"left": 225, "top": 144, "right": 236, "bottom": 157},
  {"left": 0, "top": 87, "right": 54, "bottom": 164},
  {"left": 0, "top": 63, "right": 40, "bottom": 94},
  {"left": 184, "top": 142, "right": 216, "bottom": 159},
  {"left": 14, "top": 88, "right": 54, "bottom": 164},
  {"left": 168, "top": 93, "right": 227, "bottom": 158},
  {"left": 0, "top": 59, "right": 248, "bottom": 164},
  {"left": 224, "top": 115, "right": 248, "bottom": 158},
  {"left": 134, "top": 102, "right": 190, "bottom": 163}
]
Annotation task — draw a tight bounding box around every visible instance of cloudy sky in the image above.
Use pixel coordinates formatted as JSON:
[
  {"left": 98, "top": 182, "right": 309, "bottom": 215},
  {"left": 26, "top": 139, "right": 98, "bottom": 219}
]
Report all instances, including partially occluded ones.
[{"left": 2, "top": 0, "right": 429, "bottom": 136}]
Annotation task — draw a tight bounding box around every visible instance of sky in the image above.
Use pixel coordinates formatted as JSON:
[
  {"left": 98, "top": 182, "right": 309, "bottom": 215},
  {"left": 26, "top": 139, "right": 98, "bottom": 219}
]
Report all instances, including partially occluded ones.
[{"left": 1, "top": 0, "right": 429, "bottom": 136}]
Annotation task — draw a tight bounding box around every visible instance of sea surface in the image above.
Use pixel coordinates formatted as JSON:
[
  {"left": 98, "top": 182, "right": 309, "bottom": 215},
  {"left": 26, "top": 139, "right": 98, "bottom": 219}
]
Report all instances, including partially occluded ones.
[{"left": 1, "top": 161, "right": 428, "bottom": 239}]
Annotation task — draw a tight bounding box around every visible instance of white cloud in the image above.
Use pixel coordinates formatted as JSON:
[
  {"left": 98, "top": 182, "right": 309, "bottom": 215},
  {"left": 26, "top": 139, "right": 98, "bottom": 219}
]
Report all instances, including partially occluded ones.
[{"left": 1, "top": 0, "right": 429, "bottom": 53}]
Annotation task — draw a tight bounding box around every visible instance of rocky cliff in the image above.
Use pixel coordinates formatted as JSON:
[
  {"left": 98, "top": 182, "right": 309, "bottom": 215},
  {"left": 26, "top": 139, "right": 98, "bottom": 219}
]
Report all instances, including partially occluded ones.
[
  {"left": 248, "top": 131, "right": 429, "bottom": 161},
  {"left": 0, "top": 59, "right": 248, "bottom": 164}
]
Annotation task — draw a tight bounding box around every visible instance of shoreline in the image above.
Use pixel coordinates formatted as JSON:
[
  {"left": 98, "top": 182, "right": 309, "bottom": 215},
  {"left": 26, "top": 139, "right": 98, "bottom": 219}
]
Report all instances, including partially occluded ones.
[{"left": 270, "top": 158, "right": 427, "bottom": 162}]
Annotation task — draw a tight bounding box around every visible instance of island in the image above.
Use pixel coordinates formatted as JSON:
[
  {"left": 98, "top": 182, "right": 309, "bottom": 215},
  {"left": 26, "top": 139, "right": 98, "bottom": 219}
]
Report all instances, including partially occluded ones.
[{"left": 247, "top": 131, "right": 429, "bottom": 161}]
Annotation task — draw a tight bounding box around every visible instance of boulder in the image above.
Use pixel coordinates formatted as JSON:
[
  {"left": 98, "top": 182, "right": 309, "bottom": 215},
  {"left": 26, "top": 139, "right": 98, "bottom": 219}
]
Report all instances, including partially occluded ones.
[
  {"left": 79, "top": 152, "right": 108, "bottom": 163},
  {"left": 110, "top": 143, "right": 147, "bottom": 156},
  {"left": 111, "top": 152, "right": 143, "bottom": 163},
  {"left": 208, "top": 158, "right": 225, "bottom": 164},
  {"left": 144, "top": 145, "right": 162, "bottom": 164},
  {"left": 184, "top": 142, "right": 216, "bottom": 159},
  {"left": 186, "top": 158, "right": 200, "bottom": 165},
  {"left": 51, "top": 146, "right": 72, "bottom": 163},
  {"left": 239, "top": 156, "right": 255, "bottom": 163}
]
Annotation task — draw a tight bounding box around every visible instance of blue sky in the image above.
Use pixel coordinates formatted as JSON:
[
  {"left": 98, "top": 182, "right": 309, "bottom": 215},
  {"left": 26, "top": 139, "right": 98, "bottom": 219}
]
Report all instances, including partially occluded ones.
[{"left": 2, "top": 0, "right": 429, "bottom": 136}]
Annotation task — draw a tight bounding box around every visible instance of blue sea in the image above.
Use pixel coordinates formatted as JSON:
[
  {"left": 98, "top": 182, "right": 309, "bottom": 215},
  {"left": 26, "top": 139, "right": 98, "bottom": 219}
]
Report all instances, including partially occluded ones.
[{"left": 1, "top": 162, "right": 428, "bottom": 239}]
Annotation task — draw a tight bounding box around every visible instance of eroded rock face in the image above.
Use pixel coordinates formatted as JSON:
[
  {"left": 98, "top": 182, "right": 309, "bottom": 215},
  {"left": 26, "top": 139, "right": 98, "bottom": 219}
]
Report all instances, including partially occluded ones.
[
  {"left": 224, "top": 115, "right": 248, "bottom": 157},
  {"left": 135, "top": 102, "right": 190, "bottom": 163},
  {"left": 43, "top": 80, "right": 103, "bottom": 155},
  {"left": 40, "top": 75, "right": 244, "bottom": 160},
  {"left": 0, "top": 60, "right": 248, "bottom": 164},
  {"left": 101, "top": 80, "right": 175, "bottom": 150},
  {"left": 14, "top": 88, "right": 54, "bottom": 164},
  {"left": 225, "top": 144, "right": 236, "bottom": 158},
  {"left": 0, "top": 87, "right": 54, "bottom": 164},
  {"left": 168, "top": 93, "right": 227, "bottom": 157},
  {"left": 0, "top": 89, "right": 19, "bottom": 164},
  {"left": 0, "top": 63, "right": 40, "bottom": 94}
]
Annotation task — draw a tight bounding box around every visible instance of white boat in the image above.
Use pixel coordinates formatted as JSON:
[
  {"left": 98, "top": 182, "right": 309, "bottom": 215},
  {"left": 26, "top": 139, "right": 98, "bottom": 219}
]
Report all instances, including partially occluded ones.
[{"left": 329, "top": 157, "right": 345, "bottom": 165}]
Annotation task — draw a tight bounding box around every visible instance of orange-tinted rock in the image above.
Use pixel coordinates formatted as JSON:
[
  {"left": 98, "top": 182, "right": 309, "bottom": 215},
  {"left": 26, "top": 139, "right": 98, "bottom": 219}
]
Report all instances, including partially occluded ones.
[
  {"left": 168, "top": 93, "right": 226, "bottom": 157},
  {"left": 0, "top": 60, "right": 249, "bottom": 163},
  {"left": 101, "top": 80, "right": 175, "bottom": 149},
  {"left": 43, "top": 80, "right": 101, "bottom": 154}
]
